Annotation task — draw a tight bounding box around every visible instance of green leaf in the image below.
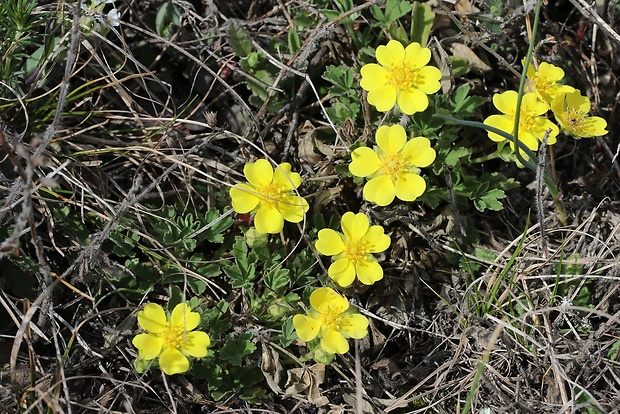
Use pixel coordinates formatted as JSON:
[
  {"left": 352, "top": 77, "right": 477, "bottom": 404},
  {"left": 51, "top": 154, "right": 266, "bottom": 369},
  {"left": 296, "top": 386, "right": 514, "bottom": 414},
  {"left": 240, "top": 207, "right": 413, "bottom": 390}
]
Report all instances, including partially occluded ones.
[
  {"left": 322, "top": 65, "right": 355, "bottom": 96},
  {"left": 200, "top": 209, "right": 234, "bottom": 243},
  {"left": 220, "top": 333, "right": 257, "bottom": 366},
  {"left": 288, "top": 28, "right": 300, "bottom": 54},
  {"left": 385, "top": 0, "right": 413, "bottom": 22},
  {"left": 277, "top": 317, "right": 298, "bottom": 348},
  {"left": 418, "top": 186, "right": 446, "bottom": 209},
  {"left": 264, "top": 267, "right": 290, "bottom": 293},
  {"left": 201, "top": 301, "right": 232, "bottom": 337},
  {"left": 133, "top": 357, "right": 153, "bottom": 373},
  {"left": 444, "top": 147, "right": 472, "bottom": 167},
  {"left": 228, "top": 19, "right": 253, "bottom": 58},
  {"left": 155, "top": 2, "right": 181, "bottom": 38},
  {"left": 410, "top": 1, "right": 435, "bottom": 47},
  {"left": 188, "top": 278, "right": 207, "bottom": 295},
  {"left": 370, "top": 5, "right": 387, "bottom": 24},
  {"left": 476, "top": 188, "right": 506, "bottom": 212},
  {"left": 168, "top": 284, "right": 183, "bottom": 311}
]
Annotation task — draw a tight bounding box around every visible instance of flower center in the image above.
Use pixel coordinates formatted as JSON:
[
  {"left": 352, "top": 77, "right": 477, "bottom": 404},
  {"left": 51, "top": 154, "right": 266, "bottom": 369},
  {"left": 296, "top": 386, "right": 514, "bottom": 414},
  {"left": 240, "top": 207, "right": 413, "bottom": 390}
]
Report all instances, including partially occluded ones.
[
  {"left": 162, "top": 325, "right": 184, "bottom": 349},
  {"left": 257, "top": 183, "right": 285, "bottom": 207},
  {"left": 564, "top": 106, "right": 585, "bottom": 127},
  {"left": 343, "top": 239, "right": 370, "bottom": 263},
  {"left": 319, "top": 306, "right": 343, "bottom": 330},
  {"left": 379, "top": 153, "right": 405, "bottom": 180},
  {"left": 386, "top": 63, "right": 419, "bottom": 90},
  {"left": 517, "top": 107, "right": 539, "bottom": 134}
]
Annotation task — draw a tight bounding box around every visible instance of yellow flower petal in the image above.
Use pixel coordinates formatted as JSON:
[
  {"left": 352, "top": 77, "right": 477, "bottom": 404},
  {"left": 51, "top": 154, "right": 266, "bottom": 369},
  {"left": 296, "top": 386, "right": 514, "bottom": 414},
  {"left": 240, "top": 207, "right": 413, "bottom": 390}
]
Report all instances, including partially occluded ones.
[
  {"left": 278, "top": 195, "right": 308, "bottom": 223},
  {"left": 355, "top": 257, "right": 384, "bottom": 285},
  {"left": 522, "top": 93, "right": 549, "bottom": 116},
  {"left": 394, "top": 172, "right": 426, "bottom": 202},
  {"left": 510, "top": 132, "right": 538, "bottom": 152},
  {"left": 132, "top": 333, "right": 164, "bottom": 360},
  {"left": 181, "top": 331, "right": 210, "bottom": 358},
  {"left": 254, "top": 204, "right": 284, "bottom": 234},
  {"left": 328, "top": 258, "right": 356, "bottom": 287},
  {"left": 361, "top": 226, "right": 390, "bottom": 253},
  {"left": 341, "top": 212, "right": 369, "bottom": 241},
  {"left": 538, "top": 62, "right": 565, "bottom": 82},
  {"left": 170, "top": 303, "right": 200, "bottom": 331},
  {"left": 360, "top": 64, "right": 388, "bottom": 91},
  {"left": 321, "top": 329, "right": 349, "bottom": 354},
  {"left": 293, "top": 314, "right": 322, "bottom": 342},
  {"left": 580, "top": 117, "right": 608, "bottom": 137},
  {"left": 397, "top": 87, "right": 428, "bottom": 115},
  {"left": 376, "top": 40, "right": 405, "bottom": 67},
  {"left": 532, "top": 119, "right": 559, "bottom": 144},
  {"left": 244, "top": 159, "right": 274, "bottom": 187},
  {"left": 565, "top": 90, "right": 591, "bottom": 113},
  {"left": 137, "top": 303, "right": 167, "bottom": 333},
  {"left": 367, "top": 85, "right": 397, "bottom": 112},
  {"left": 404, "top": 42, "right": 430, "bottom": 68},
  {"left": 340, "top": 314, "right": 369, "bottom": 339},
  {"left": 159, "top": 347, "right": 190, "bottom": 375},
  {"left": 230, "top": 183, "right": 261, "bottom": 214},
  {"left": 484, "top": 115, "right": 513, "bottom": 142},
  {"left": 492, "top": 90, "right": 518, "bottom": 116},
  {"left": 402, "top": 137, "right": 435, "bottom": 167},
  {"left": 273, "top": 163, "right": 301, "bottom": 191},
  {"left": 349, "top": 147, "right": 381, "bottom": 177},
  {"left": 376, "top": 124, "right": 406, "bottom": 155},
  {"left": 316, "top": 229, "right": 345, "bottom": 256},
  {"left": 415, "top": 66, "right": 442, "bottom": 93},
  {"left": 363, "top": 175, "right": 396, "bottom": 206},
  {"left": 311, "top": 287, "right": 349, "bottom": 314}
]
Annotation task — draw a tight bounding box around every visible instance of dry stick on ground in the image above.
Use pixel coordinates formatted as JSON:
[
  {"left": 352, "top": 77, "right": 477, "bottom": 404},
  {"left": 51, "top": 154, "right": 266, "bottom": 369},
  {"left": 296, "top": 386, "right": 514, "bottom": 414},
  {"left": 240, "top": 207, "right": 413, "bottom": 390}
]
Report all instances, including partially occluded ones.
[
  {"left": 568, "top": 0, "right": 620, "bottom": 46},
  {"left": 535, "top": 130, "right": 550, "bottom": 258}
]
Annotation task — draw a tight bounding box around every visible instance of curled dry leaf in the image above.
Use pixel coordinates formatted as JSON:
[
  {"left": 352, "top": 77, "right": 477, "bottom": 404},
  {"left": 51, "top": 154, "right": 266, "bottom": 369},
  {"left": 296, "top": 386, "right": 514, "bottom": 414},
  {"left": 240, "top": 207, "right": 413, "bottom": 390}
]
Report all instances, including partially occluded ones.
[
  {"left": 297, "top": 120, "right": 339, "bottom": 164},
  {"left": 260, "top": 340, "right": 283, "bottom": 393},
  {"left": 284, "top": 363, "right": 329, "bottom": 406}
]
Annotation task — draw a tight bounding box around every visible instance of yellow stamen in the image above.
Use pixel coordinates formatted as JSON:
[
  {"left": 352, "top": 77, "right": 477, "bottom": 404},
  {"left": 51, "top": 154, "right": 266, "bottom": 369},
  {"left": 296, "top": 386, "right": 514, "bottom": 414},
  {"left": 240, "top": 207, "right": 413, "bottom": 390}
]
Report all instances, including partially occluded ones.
[
  {"left": 386, "top": 63, "right": 419, "bottom": 90},
  {"left": 343, "top": 239, "right": 370, "bottom": 263},
  {"left": 256, "top": 183, "right": 285, "bottom": 207},
  {"left": 319, "top": 306, "right": 343, "bottom": 330},
  {"left": 379, "top": 154, "right": 405, "bottom": 180},
  {"left": 162, "top": 325, "right": 185, "bottom": 349}
]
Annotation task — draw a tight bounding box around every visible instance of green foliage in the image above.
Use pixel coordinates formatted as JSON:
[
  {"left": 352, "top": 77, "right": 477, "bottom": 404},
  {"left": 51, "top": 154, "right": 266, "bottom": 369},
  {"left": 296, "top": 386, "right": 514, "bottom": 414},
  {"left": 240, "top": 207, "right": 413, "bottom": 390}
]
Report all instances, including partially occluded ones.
[
  {"left": 155, "top": 2, "right": 181, "bottom": 38},
  {"left": 228, "top": 19, "right": 253, "bottom": 58},
  {"left": 322, "top": 65, "right": 360, "bottom": 125},
  {"left": 410, "top": 1, "right": 434, "bottom": 47},
  {"left": 220, "top": 332, "right": 257, "bottom": 366}
]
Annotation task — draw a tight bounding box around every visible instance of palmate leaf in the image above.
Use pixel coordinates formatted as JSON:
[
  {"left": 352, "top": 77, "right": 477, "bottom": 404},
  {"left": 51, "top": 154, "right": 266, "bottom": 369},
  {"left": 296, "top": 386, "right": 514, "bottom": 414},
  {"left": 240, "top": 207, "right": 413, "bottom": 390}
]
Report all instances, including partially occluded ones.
[{"left": 220, "top": 332, "right": 257, "bottom": 366}]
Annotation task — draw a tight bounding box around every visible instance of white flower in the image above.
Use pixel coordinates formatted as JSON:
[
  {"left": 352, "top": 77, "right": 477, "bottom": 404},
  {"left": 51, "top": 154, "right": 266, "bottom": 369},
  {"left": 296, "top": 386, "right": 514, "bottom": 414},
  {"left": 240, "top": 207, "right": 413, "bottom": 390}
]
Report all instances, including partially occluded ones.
[{"left": 107, "top": 8, "right": 120, "bottom": 26}]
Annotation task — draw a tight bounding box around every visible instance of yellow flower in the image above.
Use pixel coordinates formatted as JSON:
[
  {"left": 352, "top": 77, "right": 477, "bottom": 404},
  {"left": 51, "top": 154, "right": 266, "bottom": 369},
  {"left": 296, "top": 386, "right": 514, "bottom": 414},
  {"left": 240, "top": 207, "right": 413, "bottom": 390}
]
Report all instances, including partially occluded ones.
[
  {"left": 484, "top": 90, "right": 559, "bottom": 152},
  {"left": 349, "top": 124, "right": 436, "bottom": 206},
  {"left": 132, "top": 303, "right": 211, "bottom": 375},
  {"left": 293, "top": 287, "right": 369, "bottom": 354},
  {"left": 229, "top": 159, "right": 309, "bottom": 234},
  {"left": 315, "top": 212, "right": 390, "bottom": 287},
  {"left": 525, "top": 61, "right": 575, "bottom": 106},
  {"left": 551, "top": 90, "right": 608, "bottom": 138},
  {"left": 360, "top": 40, "right": 442, "bottom": 115}
]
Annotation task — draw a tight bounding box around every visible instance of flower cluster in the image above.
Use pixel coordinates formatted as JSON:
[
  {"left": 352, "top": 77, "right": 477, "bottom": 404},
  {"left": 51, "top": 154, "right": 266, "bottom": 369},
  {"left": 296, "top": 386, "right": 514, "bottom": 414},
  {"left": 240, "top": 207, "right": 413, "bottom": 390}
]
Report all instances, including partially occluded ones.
[
  {"left": 484, "top": 61, "right": 607, "bottom": 159},
  {"left": 132, "top": 303, "right": 211, "bottom": 375}
]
